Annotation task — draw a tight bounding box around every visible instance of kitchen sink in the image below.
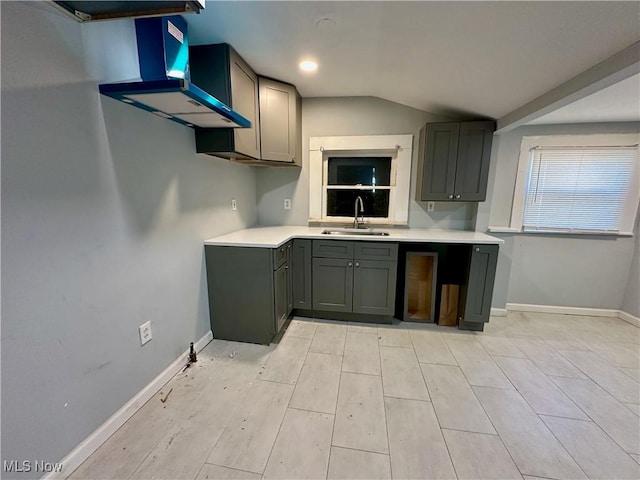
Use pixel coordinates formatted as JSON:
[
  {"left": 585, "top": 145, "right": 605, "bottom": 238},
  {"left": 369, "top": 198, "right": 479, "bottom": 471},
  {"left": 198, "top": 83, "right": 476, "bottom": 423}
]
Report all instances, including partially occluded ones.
[{"left": 321, "top": 228, "right": 390, "bottom": 236}]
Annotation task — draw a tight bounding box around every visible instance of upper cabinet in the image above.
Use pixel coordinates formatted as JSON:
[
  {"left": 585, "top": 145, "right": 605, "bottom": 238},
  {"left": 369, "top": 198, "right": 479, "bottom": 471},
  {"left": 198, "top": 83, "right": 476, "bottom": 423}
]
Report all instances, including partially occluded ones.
[
  {"left": 190, "top": 44, "right": 261, "bottom": 160},
  {"left": 417, "top": 121, "right": 495, "bottom": 202},
  {"left": 258, "top": 77, "right": 302, "bottom": 166},
  {"left": 189, "top": 44, "right": 302, "bottom": 167}
]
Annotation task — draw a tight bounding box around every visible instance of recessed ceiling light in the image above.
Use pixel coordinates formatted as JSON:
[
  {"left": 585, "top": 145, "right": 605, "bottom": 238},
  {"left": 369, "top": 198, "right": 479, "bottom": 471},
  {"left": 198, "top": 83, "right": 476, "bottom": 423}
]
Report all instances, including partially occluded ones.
[{"left": 299, "top": 60, "right": 318, "bottom": 72}]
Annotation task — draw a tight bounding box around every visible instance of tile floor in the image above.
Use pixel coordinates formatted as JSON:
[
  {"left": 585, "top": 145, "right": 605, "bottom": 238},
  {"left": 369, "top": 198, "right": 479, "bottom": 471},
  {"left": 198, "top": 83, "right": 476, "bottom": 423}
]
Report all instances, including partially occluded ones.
[{"left": 70, "top": 312, "right": 640, "bottom": 480}]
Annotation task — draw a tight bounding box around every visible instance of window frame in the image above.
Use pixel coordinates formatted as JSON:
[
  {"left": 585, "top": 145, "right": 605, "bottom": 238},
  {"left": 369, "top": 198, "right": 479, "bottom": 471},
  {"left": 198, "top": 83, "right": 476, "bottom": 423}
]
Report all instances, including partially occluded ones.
[
  {"left": 322, "top": 152, "right": 397, "bottom": 221},
  {"left": 501, "top": 134, "right": 640, "bottom": 236},
  {"left": 309, "top": 135, "right": 413, "bottom": 225}
]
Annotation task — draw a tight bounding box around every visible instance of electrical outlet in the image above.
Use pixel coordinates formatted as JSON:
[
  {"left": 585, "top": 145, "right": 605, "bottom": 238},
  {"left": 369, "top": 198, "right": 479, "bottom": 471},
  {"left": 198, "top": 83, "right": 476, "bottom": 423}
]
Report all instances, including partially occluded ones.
[
  {"left": 284, "top": 198, "right": 292, "bottom": 210},
  {"left": 139, "top": 321, "right": 152, "bottom": 346},
  {"left": 231, "top": 199, "right": 237, "bottom": 211},
  {"left": 427, "top": 201, "right": 435, "bottom": 212}
]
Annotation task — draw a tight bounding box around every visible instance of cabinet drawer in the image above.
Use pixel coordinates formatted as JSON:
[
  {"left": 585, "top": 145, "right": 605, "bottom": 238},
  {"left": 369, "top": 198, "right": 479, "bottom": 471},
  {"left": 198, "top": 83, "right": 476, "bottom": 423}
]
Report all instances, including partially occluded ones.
[
  {"left": 354, "top": 242, "right": 398, "bottom": 262},
  {"left": 312, "top": 240, "right": 354, "bottom": 259},
  {"left": 273, "top": 243, "right": 288, "bottom": 269}
]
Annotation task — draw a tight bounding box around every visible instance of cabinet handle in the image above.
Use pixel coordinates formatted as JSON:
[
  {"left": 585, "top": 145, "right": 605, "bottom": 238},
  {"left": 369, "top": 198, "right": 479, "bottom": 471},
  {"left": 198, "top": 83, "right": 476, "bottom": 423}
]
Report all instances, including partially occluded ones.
[
  {"left": 355, "top": 262, "right": 360, "bottom": 267},
  {"left": 280, "top": 248, "right": 284, "bottom": 252},
  {"left": 348, "top": 262, "right": 353, "bottom": 267},
  {"left": 475, "top": 247, "right": 480, "bottom": 252},
  {"left": 448, "top": 194, "right": 454, "bottom": 199},
  {"left": 285, "top": 265, "right": 289, "bottom": 269},
  {"left": 456, "top": 194, "right": 461, "bottom": 199}
]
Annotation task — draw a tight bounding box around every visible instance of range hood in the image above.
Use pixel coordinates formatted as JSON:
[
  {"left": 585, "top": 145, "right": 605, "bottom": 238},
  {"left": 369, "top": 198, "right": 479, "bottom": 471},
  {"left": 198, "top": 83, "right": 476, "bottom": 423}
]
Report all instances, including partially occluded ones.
[
  {"left": 98, "top": 16, "right": 250, "bottom": 129},
  {"left": 51, "top": 1, "right": 205, "bottom": 22}
]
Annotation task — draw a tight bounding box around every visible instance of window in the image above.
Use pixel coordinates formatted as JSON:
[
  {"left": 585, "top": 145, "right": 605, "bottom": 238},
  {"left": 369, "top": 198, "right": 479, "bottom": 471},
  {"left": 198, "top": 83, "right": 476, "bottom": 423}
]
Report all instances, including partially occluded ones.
[
  {"left": 325, "top": 156, "right": 393, "bottom": 218},
  {"left": 503, "top": 134, "right": 640, "bottom": 235},
  {"left": 309, "top": 135, "right": 413, "bottom": 225}
]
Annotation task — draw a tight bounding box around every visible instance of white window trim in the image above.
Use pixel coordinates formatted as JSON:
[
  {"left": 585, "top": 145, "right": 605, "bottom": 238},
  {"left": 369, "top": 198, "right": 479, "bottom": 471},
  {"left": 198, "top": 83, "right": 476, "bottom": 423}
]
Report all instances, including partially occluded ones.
[
  {"left": 489, "top": 133, "right": 640, "bottom": 236},
  {"left": 309, "top": 134, "right": 413, "bottom": 225}
]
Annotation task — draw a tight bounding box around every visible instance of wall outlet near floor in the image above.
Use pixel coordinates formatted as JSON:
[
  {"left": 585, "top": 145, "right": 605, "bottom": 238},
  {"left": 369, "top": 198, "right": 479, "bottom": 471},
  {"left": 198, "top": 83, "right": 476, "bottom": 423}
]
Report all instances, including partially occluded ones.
[
  {"left": 139, "top": 321, "right": 152, "bottom": 346},
  {"left": 231, "top": 199, "right": 237, "bottom": 211},
  {"left": 284, "top": 198, "right": 292, "bottom": 210},
  {"left": 427, "top": 201, "right": 435, "bottom": 212}
]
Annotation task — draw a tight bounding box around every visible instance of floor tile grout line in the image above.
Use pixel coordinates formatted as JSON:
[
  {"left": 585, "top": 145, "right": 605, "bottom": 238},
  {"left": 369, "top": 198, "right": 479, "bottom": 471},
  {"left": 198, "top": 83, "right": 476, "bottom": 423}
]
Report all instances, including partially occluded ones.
[
  {"left": 545, "top": 374, "right": 640, "bottom": 458},
  {"left": 202, "top": 462, "right": 263, "bottom": 477},
  {"left": 468, "top": 383, "right": 526, "bottom": 479},
  {"left": 327, "top": 348, "right": 346, "bottom": 480},
  {"left": 492, "top": 355, "right": 590, "bottom": 422},
  {"left": 261, "top": 332, "right": 312, "bottom": 476}
]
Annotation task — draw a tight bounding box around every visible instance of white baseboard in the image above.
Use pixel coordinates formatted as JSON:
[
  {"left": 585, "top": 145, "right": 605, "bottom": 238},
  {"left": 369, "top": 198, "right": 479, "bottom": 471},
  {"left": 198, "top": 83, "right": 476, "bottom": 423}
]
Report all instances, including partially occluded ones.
[
  {"left": 506, "top": 303, "right": 639, "bottom": 329},
  {"left": 618, "top": 310, "right": 640, "bottom": 328},
  {"left": 490, "top": 308, "right": 508, "bottom": 317},
  {"left": 506, "top": 303, "right": 620, "bottom": 318},
  {"left": 44, "top": 330, "right": 214, "bottom": 480}
]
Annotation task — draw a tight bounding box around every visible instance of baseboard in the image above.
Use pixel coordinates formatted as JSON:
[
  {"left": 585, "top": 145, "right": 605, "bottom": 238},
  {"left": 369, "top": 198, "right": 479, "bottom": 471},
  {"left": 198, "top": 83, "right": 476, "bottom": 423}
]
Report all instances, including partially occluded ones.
[
  {"left": 506, "top": 303, "right": 639, "bottom": 329},
  {"left": 618, "top": 310, "right": 640, "bottom": 328},
  {"left": 44, "top": 330, "right": 214, "bottom": 480},
  {"left": 490, "top": 308, "right": 508, "bottom": 317},
  {"left": 506, "top": 303, "right": 620, "bottom": 318}
]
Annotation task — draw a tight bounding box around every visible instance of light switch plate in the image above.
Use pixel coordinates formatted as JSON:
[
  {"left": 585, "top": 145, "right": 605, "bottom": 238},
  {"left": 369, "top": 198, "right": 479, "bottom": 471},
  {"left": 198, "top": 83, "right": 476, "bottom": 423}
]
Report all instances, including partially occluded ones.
[
  {"left": 231, "top": 199, "right": 237, "bottom": 211},
  {"left": 284, "top": 198, "right": 292, "bottom": 210},
  {"left": 427, "top": 201, "right": 435, "bottom": 212}
]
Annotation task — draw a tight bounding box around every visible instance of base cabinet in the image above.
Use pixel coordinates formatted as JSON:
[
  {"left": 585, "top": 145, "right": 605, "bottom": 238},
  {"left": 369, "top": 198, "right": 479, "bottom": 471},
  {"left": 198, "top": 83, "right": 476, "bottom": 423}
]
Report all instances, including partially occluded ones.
[
  {"left": 312, "top": 240, "right": 398, "bottom": 316},
  {"left": 205, "top": 242, "right": 291, "bottom": 344},
  {"left": 459, "top": 244, "right": 498, "bottom": 327},
  {"left": 292, "top": 239, "right": 312, "bottom": 309}
]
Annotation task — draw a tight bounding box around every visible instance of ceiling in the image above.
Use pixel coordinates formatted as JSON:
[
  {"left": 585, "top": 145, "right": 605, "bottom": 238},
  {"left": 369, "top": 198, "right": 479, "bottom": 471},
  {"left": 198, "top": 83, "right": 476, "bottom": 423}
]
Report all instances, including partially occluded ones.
[{"left": 184, "top": 1, "right": 639, "bottom": 127}]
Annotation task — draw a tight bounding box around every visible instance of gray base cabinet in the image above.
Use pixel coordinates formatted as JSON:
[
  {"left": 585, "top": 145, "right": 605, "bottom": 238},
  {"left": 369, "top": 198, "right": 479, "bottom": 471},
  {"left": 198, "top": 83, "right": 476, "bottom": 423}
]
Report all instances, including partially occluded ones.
[
  {"left": 292, "top": 239, "right": 312, "bottom": 309},
  {"left": 459, "top": 244, "right": 498, "bottom": 326},
  {"left": 312, "top": 240, "right": 398, "bottom": 316},
  {"left": 205, "top": 242, "right": 292, "bottom": 344}
]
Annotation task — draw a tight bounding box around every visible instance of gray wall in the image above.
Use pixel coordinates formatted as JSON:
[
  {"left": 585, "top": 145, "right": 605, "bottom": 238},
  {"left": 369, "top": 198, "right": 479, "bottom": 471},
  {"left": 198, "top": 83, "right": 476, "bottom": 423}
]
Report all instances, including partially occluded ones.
[
  {"left": 1, "top": 3, "right": 257, "bottom": 475},
  {"left": 478, "top": 122, "right": 640, "bottom": 310},
  {"left": 256, "top": 96, "right": 477, "bottom": 230},
  {"left": 622, "top": 214, "right": 640, "bottom": 317}
]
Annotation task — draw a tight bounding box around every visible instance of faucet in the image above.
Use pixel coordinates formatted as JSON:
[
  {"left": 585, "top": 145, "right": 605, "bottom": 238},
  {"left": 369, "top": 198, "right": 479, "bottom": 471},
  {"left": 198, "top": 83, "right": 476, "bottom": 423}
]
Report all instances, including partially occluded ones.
[{"left": 353, "top": 196, "right": 365, "bottom": 229}]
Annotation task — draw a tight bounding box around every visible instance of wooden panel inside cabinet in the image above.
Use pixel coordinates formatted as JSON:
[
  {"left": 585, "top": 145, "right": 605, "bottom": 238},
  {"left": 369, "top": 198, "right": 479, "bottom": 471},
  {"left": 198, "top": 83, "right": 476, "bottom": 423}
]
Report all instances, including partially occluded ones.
[{"left": 404, "top": 252, "right": 438, "bottom": 322}]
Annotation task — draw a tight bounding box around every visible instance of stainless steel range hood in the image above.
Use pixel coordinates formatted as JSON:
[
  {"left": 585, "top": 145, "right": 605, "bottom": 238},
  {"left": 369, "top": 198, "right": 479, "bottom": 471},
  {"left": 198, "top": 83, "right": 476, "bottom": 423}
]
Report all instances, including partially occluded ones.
[{"left": 98, "top": 15, "right": 250, "bottom": 129}]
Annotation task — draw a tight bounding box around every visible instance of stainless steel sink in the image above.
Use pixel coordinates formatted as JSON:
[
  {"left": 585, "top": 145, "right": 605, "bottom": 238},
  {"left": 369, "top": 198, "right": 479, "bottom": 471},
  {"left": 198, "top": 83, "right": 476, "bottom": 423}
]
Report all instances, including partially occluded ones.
[{"left": 321, "top": 228, "right": 390, "bottom": 236}]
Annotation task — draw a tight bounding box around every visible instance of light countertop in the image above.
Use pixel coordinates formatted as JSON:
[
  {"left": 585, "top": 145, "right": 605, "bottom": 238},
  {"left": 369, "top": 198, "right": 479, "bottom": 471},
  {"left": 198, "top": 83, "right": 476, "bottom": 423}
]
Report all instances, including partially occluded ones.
[{"left": 204, "top": 226, "right": 503, "bottom": 248}]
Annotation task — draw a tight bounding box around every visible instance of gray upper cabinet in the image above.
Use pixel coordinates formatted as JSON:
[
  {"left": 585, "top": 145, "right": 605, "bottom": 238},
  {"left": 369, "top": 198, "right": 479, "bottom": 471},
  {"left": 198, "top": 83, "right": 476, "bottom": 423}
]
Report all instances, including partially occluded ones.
[
  {"left": 417, "top": 120, "right": 495, "bottom": 202},
  {"left": 190, "top": 44, "right": 261, "bottom": 161},
  {"left": 259, "top": 77, "right": 302, "bottom": 166},
  {"left": 459, "top": 244, "right": 498, "bottom": 326}
]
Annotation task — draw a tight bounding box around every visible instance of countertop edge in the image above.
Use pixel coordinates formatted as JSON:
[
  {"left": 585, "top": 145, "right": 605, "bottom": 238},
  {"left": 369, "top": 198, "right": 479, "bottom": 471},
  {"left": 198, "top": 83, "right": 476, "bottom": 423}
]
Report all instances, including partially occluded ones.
[{"left": 204, "top": 228, "right": 504, "bottom": 248}]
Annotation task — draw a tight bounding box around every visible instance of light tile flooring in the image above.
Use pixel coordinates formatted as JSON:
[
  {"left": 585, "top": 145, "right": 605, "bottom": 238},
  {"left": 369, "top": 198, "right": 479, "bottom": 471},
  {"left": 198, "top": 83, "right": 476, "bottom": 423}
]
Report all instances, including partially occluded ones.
[{"left": 70, "top": 312, "right": 640, "bottom": 480}]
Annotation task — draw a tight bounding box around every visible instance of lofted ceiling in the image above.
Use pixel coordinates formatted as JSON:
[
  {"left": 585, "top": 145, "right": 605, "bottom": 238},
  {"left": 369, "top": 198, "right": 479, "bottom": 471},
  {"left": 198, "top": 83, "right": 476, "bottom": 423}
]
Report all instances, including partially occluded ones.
[{"left": 184, "top": 1, "right": 640, "bottom": 127}]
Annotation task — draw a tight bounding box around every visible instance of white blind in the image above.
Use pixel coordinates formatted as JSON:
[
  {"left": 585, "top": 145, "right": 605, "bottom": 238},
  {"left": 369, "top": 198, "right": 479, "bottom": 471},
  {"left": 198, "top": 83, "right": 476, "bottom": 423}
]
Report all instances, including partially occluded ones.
[{"left": 523, "top": 145, "right": 638, "bottom": 233}]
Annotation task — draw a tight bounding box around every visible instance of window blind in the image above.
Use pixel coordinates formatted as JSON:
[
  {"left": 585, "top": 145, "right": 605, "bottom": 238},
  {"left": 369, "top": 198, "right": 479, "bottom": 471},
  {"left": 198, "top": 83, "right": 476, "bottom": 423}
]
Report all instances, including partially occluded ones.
[{"left": 523, "top": 145, "right": 638, "bottom": 233}]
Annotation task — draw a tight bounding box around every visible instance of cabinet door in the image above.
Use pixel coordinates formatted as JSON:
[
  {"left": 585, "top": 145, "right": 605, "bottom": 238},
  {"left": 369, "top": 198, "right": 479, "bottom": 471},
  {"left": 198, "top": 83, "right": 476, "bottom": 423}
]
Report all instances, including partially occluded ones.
[
  {"left": 454, "top": 121, "right": 494, "bottom": 201},
  {"left": 259, "top": 77, "right": 299, "bottom": 163},
  {"left": 286, "top": 243, "right": 293, "bottom": 315},
  {"left": 274, "top": 263, "right": 289, "bottom": 333},
  {"left": 419, "top": 122, "right": 459, "bottom": 201},
  {"left": 312, "top": 258, "right": 353, "bottom": 313},
  {"left": 353, "top": 260, "right": 397, "bottom": 315},
  {"left": 292, "top": 239, "right": 312, "bottom": 309},
  {"left": 461, "top": 244, "right": 498, "bottom": 324},
  {"left": 229, "top": 48, "right": 261, "bottom": 159}
]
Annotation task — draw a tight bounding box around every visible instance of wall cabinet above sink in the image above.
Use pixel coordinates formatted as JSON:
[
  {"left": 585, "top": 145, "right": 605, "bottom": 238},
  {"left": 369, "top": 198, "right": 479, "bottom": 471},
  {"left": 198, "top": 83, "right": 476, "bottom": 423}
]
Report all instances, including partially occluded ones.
[{"left": 416, "top": 120, "right": 495, "bottom": 202}]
